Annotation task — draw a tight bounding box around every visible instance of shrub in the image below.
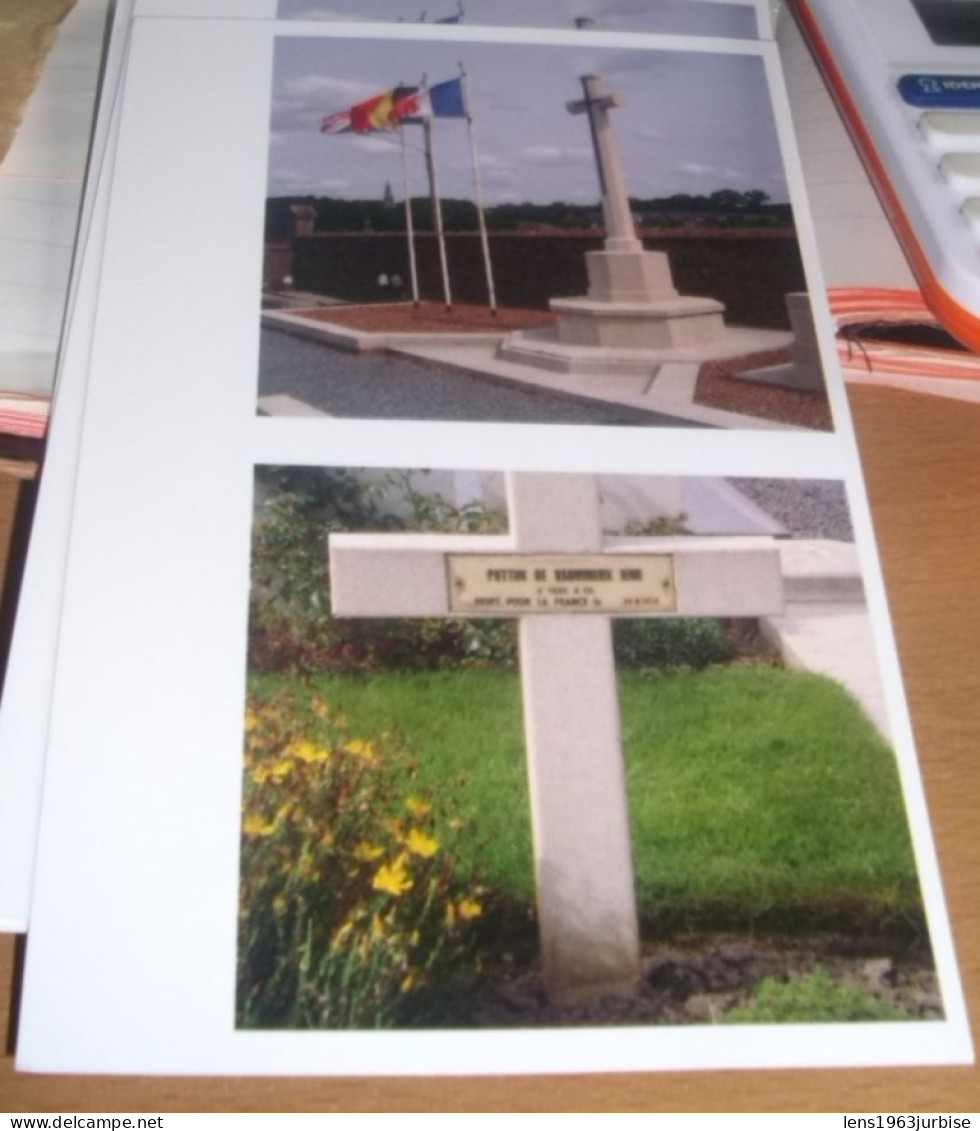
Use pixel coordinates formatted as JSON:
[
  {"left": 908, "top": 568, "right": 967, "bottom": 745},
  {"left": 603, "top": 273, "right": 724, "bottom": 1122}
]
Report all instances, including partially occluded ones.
[
  {"left": 249, "top": 468, "right": 515, "bottom": 674},
  {"left": 237, "top": 688, "right": 492, "bottom": 1029},
  {"left": 722, "top": 968, "right": 911, "bottom": 1023},
  {"left": 612, "top": 618, "right": 731, "bottom": 670}
]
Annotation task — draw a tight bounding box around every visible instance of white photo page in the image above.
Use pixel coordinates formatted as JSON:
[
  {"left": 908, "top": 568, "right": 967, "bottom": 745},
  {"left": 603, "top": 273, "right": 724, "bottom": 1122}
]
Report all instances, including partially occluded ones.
[
  {"left": 13, "top": 8, "right": 972, "bottom": 1074},
  {"left": 0, "top": 0, "right": 135, "bottom": 933}
]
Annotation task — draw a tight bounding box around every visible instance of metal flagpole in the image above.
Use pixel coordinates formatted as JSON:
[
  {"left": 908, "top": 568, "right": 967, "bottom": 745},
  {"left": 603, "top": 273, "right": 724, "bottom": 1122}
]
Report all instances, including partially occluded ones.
[
  {"left": 421, "top": 77, "right": 452, "bottom": 310},
  {"left": 400, "top": 124, "right": 420, "bottom": 306},
  {"left": 459, "top": 64, "right": 497, "bottom": 314}
]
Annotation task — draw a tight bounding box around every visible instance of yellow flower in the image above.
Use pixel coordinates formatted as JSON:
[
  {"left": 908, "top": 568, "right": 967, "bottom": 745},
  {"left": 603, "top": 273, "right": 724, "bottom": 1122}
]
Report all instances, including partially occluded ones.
[
  {"left": 272, "top": 893, "right": 287, "bottom": 914},
  {"left": 371, "top": 854, "right": 413, "bottom": 896},
  {"left": 400, "top": 971, "right": 416, "bottom": 992},
  {"left": 242, "top": 814, "right": 277, "bottom": 837},
  {"left": 353, "top": 840, "right": 384, "bottom": 862},
  {"left": 404, "top": 796, "right": 431, "bottom": 819},
  {"left": 288, "top": 738, "right": 330, "bottom": 764},
  {"left": 244, "top": 710, "right": 260, "bottom": 732},
  {"left": 342, "top": 737, "right": 377, "bottom": 761},
  {"left": 269, "top": 756, "right": 294, "bottom": 781},
  {"left": 331, "top": 919, "right": 355, "bottom": 948},
  {"left": 458, "top": 897, "right": 483, "bottom": 920},
  {"left": 404, "top": 828, "right": 439, "bottom": 858}
]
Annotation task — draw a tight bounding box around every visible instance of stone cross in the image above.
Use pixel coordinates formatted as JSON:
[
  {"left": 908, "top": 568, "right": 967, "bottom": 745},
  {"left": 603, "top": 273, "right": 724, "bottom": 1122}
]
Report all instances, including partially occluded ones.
[
  {"left": 329, "top": 472, "right": 783, "bottom": 1004},
  {"left": 567, "top": 75, "right": 641, "bottom": 253}
]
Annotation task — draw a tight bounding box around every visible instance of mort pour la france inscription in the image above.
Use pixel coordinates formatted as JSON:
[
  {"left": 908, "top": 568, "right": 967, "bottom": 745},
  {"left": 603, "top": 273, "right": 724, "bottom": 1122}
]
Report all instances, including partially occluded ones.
[{"left": 447, "top": 554, "right": 676, "bottom": 614}]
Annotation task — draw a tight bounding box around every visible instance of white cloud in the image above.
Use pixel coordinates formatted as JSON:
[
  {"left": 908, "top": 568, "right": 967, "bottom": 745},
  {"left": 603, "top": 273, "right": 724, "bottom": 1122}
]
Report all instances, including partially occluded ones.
[{"left": 516, "top": 144, "right": 594, "bottom": 167}]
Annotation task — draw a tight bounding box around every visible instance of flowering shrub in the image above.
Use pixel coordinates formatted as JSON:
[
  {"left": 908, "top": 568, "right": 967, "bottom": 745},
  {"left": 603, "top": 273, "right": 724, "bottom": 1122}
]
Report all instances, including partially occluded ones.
[
  {"left": 249, "top": 467, "right": 515, "bottom": 674},
  {"left": 237, "top": 689, "right": 490, "bottom": 1029}
]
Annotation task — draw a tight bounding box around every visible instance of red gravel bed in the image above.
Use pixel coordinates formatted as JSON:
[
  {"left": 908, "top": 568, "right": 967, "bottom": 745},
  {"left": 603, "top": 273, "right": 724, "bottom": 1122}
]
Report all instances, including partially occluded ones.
[
  {"left": 290, "top": 301, "right": 555, "bottom": 334},
  {"left": 695, "top": 348, "right": 834, "bottom": 431}
]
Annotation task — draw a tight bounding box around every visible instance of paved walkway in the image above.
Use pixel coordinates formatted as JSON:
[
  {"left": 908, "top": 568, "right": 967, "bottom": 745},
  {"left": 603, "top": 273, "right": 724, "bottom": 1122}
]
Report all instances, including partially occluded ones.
[
  {"left": 257, "top": 327, "right": 702, "bottom": 427},
  {"left": 762, "top": 540, "right": 889, "bottom": 739},
  {"left": 394, "top": 340, "right": 797, "bottom": 430},
  {"left": 260, "top": 309, "right": 800, "bottom": 429}
]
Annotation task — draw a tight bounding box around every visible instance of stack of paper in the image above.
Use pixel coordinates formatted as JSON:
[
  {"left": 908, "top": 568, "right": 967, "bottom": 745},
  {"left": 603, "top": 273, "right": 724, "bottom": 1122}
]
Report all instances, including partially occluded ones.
[{"left": 0, "top": 0, "right": 971, "bottom": 1078}]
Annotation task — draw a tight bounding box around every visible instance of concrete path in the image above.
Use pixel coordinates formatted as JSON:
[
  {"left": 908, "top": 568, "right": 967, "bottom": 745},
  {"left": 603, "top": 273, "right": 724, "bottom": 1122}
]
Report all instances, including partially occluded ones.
[
  {"left": 393, "top": 341, "right": 801, "bottom": 430},
  {"left": 261, "top": 309, "right": 801, "bottom": 430},
  {"left": 762, "top": 540, "right": 890, "bottom": 740},
  {"left": 257, "top": 327, "right": 697, "bottom": 427}
]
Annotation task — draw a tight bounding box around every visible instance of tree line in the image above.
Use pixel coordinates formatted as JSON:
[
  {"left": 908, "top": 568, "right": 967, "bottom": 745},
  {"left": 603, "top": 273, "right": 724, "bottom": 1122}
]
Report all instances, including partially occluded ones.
[{"left": 266, "top": 189, "right": 794, "bottom": 240}]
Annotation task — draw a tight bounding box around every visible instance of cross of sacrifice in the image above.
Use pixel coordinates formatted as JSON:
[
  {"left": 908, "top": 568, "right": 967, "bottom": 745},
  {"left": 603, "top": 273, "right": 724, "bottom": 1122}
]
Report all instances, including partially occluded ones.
[
  {"left": 567, "top": 74, "right": 641, "bottom": 253},
  {"left": 329, "top": 473, "right": 784, "bottom": 1004}
]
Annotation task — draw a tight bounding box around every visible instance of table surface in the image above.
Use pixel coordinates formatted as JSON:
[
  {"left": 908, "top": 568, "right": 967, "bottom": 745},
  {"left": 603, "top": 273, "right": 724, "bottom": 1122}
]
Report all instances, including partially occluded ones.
[{"left": 0, "top": 1, "right": 977, "bottom": 1113}]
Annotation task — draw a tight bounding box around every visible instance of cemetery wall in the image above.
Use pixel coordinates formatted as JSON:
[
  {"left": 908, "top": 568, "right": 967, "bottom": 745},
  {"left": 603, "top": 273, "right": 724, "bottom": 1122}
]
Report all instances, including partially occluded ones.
[{"left": 285, "top": 232, "right": 806, "bottom": 329}]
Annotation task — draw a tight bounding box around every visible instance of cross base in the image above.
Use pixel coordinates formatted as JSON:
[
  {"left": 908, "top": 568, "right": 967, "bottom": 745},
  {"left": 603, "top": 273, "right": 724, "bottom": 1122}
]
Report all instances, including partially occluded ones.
[
  {"left": 543, "top": 243, "right": 728, "bottom": 351},
  {"left": 585, "top": 247, "right": 678, "bottom": 304},
  {"left": 551, "top": 294, "right": 727, "bottom": 349}
]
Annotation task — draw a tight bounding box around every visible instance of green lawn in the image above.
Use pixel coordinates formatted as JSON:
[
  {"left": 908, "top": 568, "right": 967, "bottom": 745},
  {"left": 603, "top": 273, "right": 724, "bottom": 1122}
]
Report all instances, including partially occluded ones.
[{"left": 249, "top": 665, "right": 922, "bottom": 935}]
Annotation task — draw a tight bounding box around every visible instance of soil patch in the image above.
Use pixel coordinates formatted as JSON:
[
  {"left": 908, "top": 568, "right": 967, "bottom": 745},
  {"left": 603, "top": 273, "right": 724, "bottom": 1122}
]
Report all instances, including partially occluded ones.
[
  {"left": 290, "top": 301, "right": 555, "bottom": 334},
  {"left": 695, "top": 348, "right": 834, "bottom": 431},
  {"left": 453, "top": 934, "right": 940, "bottom": 1028}
]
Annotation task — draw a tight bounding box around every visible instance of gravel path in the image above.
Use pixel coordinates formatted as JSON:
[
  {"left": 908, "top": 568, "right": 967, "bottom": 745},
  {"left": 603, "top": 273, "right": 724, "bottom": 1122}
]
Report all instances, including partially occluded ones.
[
  {"left": 731, "top": 478, "right": 853, "bottom": 540},
  {"left": 258, "top": 328, "right": 703, "bottom": 428}
]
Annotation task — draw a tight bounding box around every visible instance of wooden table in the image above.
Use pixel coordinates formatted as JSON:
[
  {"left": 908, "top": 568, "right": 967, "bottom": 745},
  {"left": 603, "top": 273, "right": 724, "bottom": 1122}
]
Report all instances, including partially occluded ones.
[{"left": 0, "top": 383, "right": 977, "bottom": 1111}]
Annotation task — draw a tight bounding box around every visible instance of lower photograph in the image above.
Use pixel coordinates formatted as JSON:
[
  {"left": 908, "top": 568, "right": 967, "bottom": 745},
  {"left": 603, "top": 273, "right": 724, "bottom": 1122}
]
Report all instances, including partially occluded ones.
[{"left": 236, "top": 464, "right": 939, "bottom": 1031}]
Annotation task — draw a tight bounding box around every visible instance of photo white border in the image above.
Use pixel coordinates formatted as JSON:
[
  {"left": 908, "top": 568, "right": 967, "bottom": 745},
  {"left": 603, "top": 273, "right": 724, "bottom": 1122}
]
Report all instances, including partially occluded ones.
[{"left": 14, "top": 13, "right": 972, "bottom": 1074}]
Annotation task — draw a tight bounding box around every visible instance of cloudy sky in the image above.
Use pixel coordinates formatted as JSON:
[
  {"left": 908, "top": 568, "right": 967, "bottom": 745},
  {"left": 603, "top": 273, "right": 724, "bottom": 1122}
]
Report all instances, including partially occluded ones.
[
  {"left": 267, "top": 35, "right": 790, "bottom": 205},
  {"left": 276, "top": 0, "right": 760, "bottom": 37}
]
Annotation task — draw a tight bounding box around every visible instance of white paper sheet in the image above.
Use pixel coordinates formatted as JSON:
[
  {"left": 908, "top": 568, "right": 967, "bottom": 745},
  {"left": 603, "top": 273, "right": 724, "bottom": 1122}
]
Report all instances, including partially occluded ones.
[{"left": 10, "top": 8, "right": 972, "bottom": 1074}]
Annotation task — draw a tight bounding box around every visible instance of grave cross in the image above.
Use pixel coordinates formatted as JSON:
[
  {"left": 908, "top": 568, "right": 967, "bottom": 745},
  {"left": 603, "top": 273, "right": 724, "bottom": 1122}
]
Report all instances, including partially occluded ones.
[
  {"left": 329, "top": 472, "right": 784, "bottom": 1004},
  {"left": 567, "top": 74, "right": 641, "bottom": 252}
]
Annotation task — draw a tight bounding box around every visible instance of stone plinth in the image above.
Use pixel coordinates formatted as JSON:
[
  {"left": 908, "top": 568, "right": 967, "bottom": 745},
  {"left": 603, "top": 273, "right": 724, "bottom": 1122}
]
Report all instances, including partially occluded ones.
[
  {"left": 585, "top": 247, "right": 677, "bottom": 303},
  {"left": 735, "top": 292, "right": 827, "bottom": 392},
  {"left": 552, "top": 294, "right": 727, "bottom": 350},
  {"left": 550, "top": 243, "right": 727, "bottom": 350}
]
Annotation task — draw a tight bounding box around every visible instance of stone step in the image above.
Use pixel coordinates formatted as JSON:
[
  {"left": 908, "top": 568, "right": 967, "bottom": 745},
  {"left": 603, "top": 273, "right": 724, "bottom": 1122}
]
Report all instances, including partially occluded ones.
[{"left": 778, "top": 539, "right": 865, "bottom": 602}]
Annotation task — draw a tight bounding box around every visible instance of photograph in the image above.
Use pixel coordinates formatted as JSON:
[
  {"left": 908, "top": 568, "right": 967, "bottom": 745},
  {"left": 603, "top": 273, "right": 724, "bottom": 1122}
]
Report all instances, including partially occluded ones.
[
  {"left": 258, "top": 34, "right": 836, "bottom": 431},
  {"left": 237, "top": 465, "right": 938, "bottom": 1030},
  {"left": 275, "top": 0, "right": 764, "bottom": 38}
]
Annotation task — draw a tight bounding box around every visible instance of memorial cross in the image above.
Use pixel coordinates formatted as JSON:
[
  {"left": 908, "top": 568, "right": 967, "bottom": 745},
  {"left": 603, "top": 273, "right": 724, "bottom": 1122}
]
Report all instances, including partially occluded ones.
[
  {"left": 329, "top": 472, "right": 784, "bottom": 1003},
  {"left": 567, "top": 74, "right": 642, "bottom": 252}
]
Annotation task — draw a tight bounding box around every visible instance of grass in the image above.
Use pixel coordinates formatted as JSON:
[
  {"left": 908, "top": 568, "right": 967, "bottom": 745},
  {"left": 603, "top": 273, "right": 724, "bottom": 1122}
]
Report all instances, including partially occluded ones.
[
  {"left": 722, "top": 968, "right": 912, "bottom": 1023},
  {"left": 249, "top": 665, "right": 922, "bottom": 936}
]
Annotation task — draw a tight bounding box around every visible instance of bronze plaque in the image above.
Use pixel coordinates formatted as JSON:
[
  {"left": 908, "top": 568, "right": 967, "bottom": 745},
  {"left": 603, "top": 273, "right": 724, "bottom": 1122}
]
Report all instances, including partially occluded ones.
[{"left": 447, "top": 554, "right": 676, "bottom": 614}]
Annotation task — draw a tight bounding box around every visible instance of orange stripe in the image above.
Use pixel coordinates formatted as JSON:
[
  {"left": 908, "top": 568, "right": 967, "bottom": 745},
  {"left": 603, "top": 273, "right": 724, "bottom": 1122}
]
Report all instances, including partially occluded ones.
[{"left": 793, "top": 1, "right": 980, "bottom": 353}]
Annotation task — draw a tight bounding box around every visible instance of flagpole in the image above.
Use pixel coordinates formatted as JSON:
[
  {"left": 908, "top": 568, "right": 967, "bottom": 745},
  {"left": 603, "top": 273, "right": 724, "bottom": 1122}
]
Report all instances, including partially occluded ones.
[
  {"left": 421, "top": 77, "right": 452, "bottom": 311},
  {"left": 459, "top": 63, "right": 496, "bottom": 315},
  {"left": 400, "top": 125, "right": 420, "bottom": 307}
]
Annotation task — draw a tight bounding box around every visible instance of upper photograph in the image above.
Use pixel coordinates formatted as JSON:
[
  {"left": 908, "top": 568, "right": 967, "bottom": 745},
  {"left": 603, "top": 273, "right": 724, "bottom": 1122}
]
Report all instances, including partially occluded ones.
[
  {"left": 275, "top": 0, "right": 766, "bottom": 38},
  {"left": 258, "top": 33, "right": 837, "bottom": 432}
]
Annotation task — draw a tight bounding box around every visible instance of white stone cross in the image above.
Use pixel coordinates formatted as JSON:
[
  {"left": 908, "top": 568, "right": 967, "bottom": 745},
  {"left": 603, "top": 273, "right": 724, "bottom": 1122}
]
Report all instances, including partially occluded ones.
[
  {"left": 567, "top": 74, "right": 641, "bottom": 253},
  {"left": 329, "top": 472, "right": 783, "bottom": 1004}
]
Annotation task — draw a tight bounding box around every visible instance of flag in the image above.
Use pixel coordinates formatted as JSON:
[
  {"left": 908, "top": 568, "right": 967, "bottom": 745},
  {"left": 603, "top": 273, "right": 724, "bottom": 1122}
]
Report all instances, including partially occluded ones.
[
  {"left": 396, "top": 77, "right": 467, "bottom": 124},
  {"left": 319, "top": 108, "right": 352, "bottom": 134},
  {"left": 350, "top": 84, "right": 419, "bottom": 132},
  {"left": 433, "top": 2, "right": 463, "bottom": 21},
  {"left": 427, "top": 77, "right": 467, "bottom": 118}
]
